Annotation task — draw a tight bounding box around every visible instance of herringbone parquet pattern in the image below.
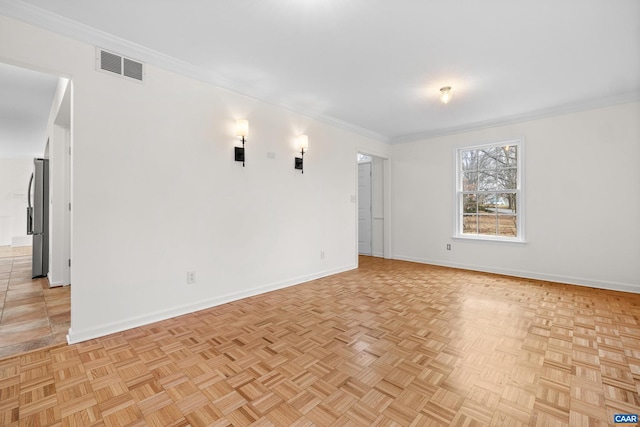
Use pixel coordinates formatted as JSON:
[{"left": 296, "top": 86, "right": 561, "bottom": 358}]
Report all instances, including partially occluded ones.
[{"left": 1, "top": 256, "right": 639, "bottom": 426}]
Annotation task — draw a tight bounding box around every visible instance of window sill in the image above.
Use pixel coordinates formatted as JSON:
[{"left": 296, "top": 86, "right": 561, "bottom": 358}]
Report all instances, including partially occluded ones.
[{"left": 453, "top": 235, "right": 527, "bottom": 245}]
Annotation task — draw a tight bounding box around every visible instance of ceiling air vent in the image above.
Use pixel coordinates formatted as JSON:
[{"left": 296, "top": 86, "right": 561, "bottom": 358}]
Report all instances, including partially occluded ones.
[{"left": 96, "top": 48, "right": 144, "bottom": 82}]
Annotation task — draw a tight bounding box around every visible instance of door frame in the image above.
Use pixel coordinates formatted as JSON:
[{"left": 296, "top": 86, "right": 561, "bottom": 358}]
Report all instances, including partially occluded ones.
[
  {"left": 355, "top": 149, "right": 391, "bottom": 265},
  {"left": 357, "top": 161, "right": 373, "bottom": 255},
  {"left": 0, "top": 58, "right": 74, "bottom": 333}
]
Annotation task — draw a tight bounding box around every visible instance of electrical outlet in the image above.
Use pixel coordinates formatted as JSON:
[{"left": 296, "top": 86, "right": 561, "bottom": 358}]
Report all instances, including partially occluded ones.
[
  {"left": 267, "top": 152, "right": 276, "bottom": 159},
  {"left": 446, "top": 244, "right": 451, "bottom": 251},
  {"left": 187, "top": 271, "right": 196, "bottom": 284},
  {"left": 350, "top": 195, "right": 357, "bottom": 203}
]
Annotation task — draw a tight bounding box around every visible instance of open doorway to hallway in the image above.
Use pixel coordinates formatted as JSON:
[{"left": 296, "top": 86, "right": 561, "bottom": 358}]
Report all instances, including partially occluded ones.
[
  {"left": 357, "top": 152, "right": 387, "bottom": 258},
  {"left": 0, "top": 61, "right": 72, "bottom": 358}
]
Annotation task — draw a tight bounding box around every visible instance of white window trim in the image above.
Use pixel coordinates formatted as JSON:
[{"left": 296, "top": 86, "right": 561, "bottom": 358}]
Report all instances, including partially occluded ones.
[{"left": 453, "top": 138, "right": 526, "bottom": 243}]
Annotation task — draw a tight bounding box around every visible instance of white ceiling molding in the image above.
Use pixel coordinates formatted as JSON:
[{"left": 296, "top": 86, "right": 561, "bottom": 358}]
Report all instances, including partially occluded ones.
[
  {"left": 0, "top": 0, "right": 390, "bottom": 143},
  {"left": 391, "top": 90, "right": 640, "bottom": 145},
  {"left": 1, "top": 1, "right": 637, "bottom": 145}
]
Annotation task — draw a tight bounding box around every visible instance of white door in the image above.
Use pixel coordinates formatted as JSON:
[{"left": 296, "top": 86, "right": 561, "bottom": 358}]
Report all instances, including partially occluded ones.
[{"left": 358, "top": 162, "right": 372, "bottom": 255}]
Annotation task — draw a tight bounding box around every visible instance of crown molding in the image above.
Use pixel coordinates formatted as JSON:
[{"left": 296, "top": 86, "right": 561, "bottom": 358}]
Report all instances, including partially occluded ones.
[
  {"left": 0, "top": 0, "right": 390, "bottom": 143},
  {"left": 3, "top": 0, "right": 636, "bottom": 146},
  {"left": 391, "top": 91, "right": 640, "bottom": 144}
]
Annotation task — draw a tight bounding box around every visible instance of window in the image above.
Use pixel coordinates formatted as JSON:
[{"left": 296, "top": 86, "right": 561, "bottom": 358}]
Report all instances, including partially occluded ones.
[{"left": 455, "top": 140, "right": 524, "bottom": 242}]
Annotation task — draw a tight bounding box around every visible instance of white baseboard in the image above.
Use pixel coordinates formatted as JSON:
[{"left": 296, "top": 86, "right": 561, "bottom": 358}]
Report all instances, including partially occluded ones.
[
  {"left": 67, "top": 263, "right": 357, "bottom": 344},
  {"left": 11, "top": 235, "right": 32, "bottom": 247},
  {"left": 393, "top": 255, "right": 640, "bottom": 294},
  {"left": 46, "top": 273, "right": 67, "bottom": 288},
  {"left": 60, "top": 256, "right": 640, "bottom": 344}
]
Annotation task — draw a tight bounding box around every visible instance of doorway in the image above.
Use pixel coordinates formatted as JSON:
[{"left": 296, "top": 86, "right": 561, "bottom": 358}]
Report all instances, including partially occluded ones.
[
  {"left": 0, "top": 61, "right": 72, "bottom": 358},
  {"left": 358, "top": 161, "right": 372, "bottom": 255},
  {"left": 357, "top": 152, "right": 387, "bottom": 258}
]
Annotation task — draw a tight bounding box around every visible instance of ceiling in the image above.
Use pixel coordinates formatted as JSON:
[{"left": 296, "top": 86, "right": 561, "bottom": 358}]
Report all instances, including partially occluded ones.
[
  {"left": 0, "top": 62, "right": 58, "bottom": 159},
  {"left": 2, "top": 0, "right": 639, "bottom": 143}
]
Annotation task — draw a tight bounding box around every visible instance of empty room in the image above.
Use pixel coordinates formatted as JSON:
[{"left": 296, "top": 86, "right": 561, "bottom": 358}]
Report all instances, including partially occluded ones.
[{"left": 0, "top": 1, "right": 639, "bottom": 426}]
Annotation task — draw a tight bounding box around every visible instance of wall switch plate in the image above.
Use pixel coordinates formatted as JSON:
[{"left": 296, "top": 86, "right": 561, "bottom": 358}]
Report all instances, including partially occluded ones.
[
  {"left": 187, "top": 271, "right": 196, "bottom": 284},
  {"left": 320, "top": 251, "right": 325, "bottom": 260},
  {"left": 267, "top": 152, "right": 276, "bottom": 159},
  {"left": 446, "top": 244, "right": 451, "bottom": 251}
]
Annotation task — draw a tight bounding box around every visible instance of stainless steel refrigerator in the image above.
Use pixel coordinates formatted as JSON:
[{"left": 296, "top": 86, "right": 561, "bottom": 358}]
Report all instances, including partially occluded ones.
[{"left": 27, "top": 158, "right": 49, "bottom": 278}]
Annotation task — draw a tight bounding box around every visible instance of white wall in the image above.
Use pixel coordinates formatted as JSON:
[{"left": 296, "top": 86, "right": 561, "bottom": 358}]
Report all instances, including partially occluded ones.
[
  {"left": 0, "top": 15, "right": 389, "bottom": 342},
  {"left": 391, "top": 101, "right": 640, "bottom": 292},
  {"left": 0, "top": 158, "right": 32, "bottom": 246}
]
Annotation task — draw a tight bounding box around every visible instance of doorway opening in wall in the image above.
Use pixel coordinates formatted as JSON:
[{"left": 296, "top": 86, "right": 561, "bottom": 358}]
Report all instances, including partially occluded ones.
[
  {"left": 0, "top": 61, "right": 72, "bottom": 359},
  {"left": 357, "top": 152, "right": 387, "bottom": 260}
]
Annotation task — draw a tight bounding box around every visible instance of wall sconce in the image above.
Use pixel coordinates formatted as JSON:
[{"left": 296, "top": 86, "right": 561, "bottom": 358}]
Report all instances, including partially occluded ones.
[
  {"left": 294, "top": 135, "right": 308, "bottom": 174},
  {"left": 235, "top": 119, "right": 248, "bottom": 167},
  {"left": 440, "top": 86, "right": 452, "bottom": 104}
]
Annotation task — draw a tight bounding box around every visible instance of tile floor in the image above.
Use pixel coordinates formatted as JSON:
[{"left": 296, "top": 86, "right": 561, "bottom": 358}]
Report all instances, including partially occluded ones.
[{"left": 0, "top": 247, "right": 70, "bottom": 359}]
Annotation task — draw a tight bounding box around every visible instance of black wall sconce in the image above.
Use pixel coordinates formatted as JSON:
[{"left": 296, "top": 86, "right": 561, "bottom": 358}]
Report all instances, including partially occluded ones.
[
  {"left": 235, "top": 119, "right": 248, "bottom": 167},
  {"left": 294, "top": 135, "right": 308, "bottom": 174}
]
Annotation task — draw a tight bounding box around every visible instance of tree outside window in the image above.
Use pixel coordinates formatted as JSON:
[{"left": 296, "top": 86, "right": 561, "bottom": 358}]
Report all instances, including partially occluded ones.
[{"left": 456, "top": 140, "right": 523, "bottom": 241}]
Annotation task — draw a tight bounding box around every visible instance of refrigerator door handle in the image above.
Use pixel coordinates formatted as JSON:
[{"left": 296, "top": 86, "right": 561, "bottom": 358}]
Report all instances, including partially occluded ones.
[{"left": 27, "top": 172, "right": 34, "bottom": 235}]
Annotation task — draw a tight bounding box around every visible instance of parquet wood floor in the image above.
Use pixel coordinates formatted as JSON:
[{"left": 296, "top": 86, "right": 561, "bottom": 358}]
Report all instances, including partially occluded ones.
[
  {"left": 1, "top": 256, "right": 639, "bottom": 426},
  {"left": 0, "top": 251, "right": 71, "bottom": 359}
]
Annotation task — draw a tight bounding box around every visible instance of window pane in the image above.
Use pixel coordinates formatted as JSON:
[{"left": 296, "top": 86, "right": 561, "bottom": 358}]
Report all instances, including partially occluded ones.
[
  {"left": 496, "top": 167, "right": 517, "bottom": 190},
  {"left": 498, "top": 214, "right": 517, "bottom": 237},
  {"left": 499, "top": 192, "right": 517, "bottom": 213},
  {"left": 461, "top": 150, "right": 477, "bottom": 170},
  {"left": 477, "top": 193, "right": 496, "bottom": 212},
  {"left": 462, "top": 171, "right": 478, "bottom": 191},
  {"left": 463, "top": 194, "right": 477, "bottom": 213},
  {"left": 463, "top": 215, "right": 478, "bottom": 234},
  {"left": 478, "top": 214, "right": 497, "bottom": 235},
  {"left": 493, "top": 146, "right": 509, "bottom": 166},
  {"left": 478, "top": 171, "right": 496, "bottom": 191},
  {"left": 506, "top": 145, "right": 517, "bottom": 166},
  {"left": 478, "top": 149, "right": 498, "bottom": 170}
]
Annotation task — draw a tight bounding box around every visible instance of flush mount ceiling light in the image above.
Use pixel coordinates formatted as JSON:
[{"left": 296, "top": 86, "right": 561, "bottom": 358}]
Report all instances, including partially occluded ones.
[{"left": 440, "top": 86, "right": 452, "bottom": 104}]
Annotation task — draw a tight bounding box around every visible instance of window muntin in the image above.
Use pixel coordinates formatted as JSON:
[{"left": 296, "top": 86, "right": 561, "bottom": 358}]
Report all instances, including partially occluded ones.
[{"left": 456, "top": 141, "right": 523, "bottom": 241}]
